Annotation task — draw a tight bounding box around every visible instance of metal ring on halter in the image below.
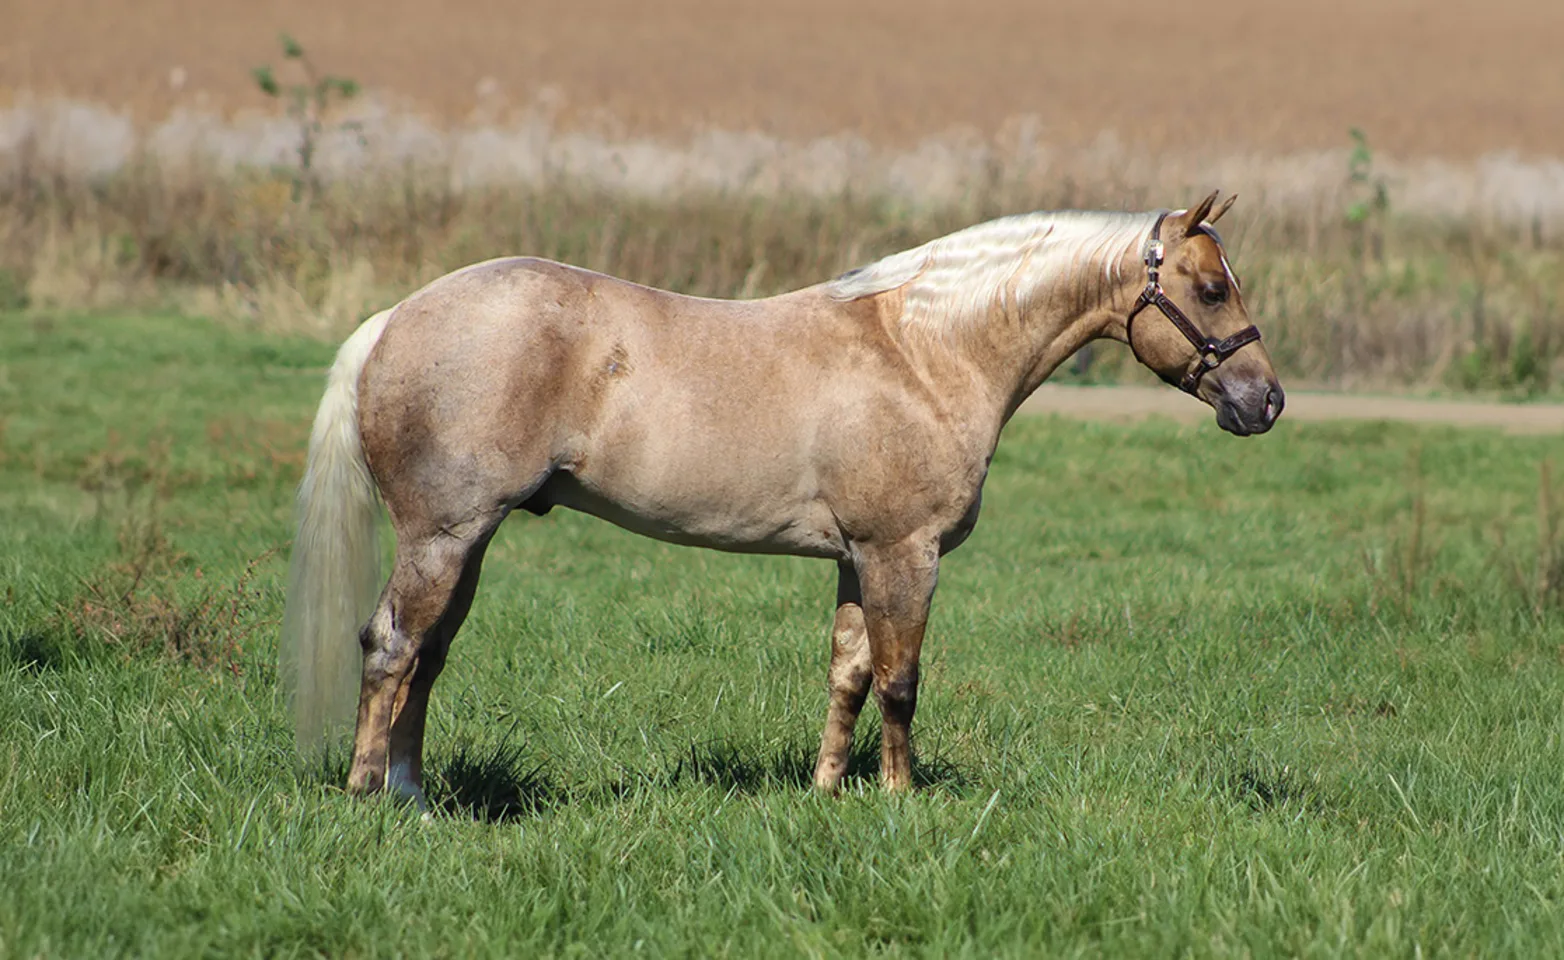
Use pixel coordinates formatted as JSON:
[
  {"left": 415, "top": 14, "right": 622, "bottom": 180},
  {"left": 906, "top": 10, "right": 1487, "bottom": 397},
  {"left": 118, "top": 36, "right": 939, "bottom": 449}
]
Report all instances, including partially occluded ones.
[{"left": 1124, "top": 212, "right": 1262, "bottom": 395}]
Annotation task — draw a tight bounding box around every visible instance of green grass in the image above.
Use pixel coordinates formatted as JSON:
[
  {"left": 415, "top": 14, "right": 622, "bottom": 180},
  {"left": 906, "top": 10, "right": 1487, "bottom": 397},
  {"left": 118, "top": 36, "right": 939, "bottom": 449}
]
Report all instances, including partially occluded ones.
[{"left": 5, "top": 310, "right": 1564, "bottom": 957}]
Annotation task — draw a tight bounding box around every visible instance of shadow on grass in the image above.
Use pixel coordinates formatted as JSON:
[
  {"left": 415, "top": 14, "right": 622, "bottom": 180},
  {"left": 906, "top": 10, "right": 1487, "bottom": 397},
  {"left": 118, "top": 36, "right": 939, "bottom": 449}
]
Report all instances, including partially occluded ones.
[
  {"left": 308, "top": 725, "right": 971, "bottom": 825},
  {"left": 1, "top": 627, "right": 68, "bottom": 672},
  {"left": 430, "top": 735, "right": 562, "bottom": 823},
  {"left": 300, "top": 740, "right": 560, "bottom": 824},
  {"left": 674, "top": 732, "right": 970, "bottom": 795},
  {"left": 1226, "top": 763, "right": 1327, "bottom": 815}
]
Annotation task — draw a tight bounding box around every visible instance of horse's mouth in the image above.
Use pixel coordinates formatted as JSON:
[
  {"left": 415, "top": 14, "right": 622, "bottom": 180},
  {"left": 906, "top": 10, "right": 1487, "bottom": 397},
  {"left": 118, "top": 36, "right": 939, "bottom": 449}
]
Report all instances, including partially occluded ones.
[{"left": 1214, "top": 385, "right": 1284, "bottom": 436}]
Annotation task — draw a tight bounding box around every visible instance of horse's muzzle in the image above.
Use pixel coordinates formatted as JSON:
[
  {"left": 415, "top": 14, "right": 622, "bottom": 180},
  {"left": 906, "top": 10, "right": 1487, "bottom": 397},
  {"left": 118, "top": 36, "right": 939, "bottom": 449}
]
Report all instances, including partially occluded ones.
[{"left": 1213, "top": 381, "right": 1284, "bottom": 436}]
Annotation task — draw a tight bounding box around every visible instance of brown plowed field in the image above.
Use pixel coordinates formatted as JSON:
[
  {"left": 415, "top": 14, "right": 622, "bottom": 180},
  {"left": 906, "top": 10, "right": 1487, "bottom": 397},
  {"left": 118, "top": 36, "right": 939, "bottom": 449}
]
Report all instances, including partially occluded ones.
[{"left": 6, "top": 0, "right": 1562, "bottom": 159}]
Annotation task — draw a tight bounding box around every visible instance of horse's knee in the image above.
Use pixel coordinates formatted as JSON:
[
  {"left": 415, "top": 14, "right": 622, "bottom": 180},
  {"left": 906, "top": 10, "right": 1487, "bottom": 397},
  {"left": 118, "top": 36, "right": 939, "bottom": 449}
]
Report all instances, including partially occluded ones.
[{"left": 873, "top": 668, "right": 919, "bottom": 724}]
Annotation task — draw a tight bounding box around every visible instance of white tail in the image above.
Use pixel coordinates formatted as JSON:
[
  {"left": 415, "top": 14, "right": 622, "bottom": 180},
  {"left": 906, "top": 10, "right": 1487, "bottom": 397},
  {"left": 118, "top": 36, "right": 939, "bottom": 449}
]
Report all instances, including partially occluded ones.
[{"left": 279, "top": 308, "right": 394, "bottom": 757}]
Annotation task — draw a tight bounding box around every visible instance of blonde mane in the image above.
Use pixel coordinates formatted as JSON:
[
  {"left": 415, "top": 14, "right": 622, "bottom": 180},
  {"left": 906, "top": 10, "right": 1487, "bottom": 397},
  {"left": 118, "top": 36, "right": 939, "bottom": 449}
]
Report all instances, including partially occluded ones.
[{"left": 827, "top": 210, "right": 1160, "bottom": 332}]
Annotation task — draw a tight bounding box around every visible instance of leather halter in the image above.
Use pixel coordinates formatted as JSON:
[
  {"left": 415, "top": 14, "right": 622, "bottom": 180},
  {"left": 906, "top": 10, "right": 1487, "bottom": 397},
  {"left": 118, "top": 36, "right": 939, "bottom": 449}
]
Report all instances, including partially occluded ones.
[{"left": 1125, "top": 212, "right": 1262, "bottom": 395}]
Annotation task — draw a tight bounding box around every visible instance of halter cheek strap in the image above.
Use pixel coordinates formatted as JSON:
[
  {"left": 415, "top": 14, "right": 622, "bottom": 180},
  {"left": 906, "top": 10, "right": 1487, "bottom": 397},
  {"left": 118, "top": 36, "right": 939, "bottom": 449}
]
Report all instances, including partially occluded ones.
[{"left": 1125, "top": 212, "right": 1262, "bottom": 395}]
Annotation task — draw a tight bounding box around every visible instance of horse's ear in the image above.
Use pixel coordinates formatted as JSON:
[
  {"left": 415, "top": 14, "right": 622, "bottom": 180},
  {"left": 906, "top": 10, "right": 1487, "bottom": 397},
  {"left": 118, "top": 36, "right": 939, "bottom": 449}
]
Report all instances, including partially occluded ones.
[
  {"left": 1209, "top": 194, "right": 1238, "bottom": 224},
  {"left": 1170, "top": 190, "right": 1220, "bottom": 238}
]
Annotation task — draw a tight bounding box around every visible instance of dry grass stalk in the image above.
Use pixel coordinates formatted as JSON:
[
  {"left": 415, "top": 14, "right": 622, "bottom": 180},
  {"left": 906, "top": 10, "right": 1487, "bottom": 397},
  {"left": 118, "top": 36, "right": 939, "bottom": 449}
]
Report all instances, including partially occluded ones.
[{"left": 1, "top": 153, "right": 1560, "bottom": 390}]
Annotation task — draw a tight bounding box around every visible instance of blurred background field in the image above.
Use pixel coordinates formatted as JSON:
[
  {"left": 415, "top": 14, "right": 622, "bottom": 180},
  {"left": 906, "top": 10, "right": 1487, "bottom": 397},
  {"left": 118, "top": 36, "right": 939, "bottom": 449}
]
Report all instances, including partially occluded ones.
[{"left": 3, "top": 0, "right": 1563, "bottom": 393}]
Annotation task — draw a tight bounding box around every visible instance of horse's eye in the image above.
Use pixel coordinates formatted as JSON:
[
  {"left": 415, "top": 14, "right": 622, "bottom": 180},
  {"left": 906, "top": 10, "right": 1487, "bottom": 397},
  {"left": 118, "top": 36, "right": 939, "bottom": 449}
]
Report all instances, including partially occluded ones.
[{"left": 1199, "top": 282, "right": 1228, "bottom": 306}]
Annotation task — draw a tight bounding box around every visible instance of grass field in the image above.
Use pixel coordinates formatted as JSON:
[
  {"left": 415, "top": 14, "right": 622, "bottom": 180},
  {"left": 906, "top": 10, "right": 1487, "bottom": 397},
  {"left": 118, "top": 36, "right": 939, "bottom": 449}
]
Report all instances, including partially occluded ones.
[{"left": 6, "top": 311, "right": 1564, "bottom": 956}]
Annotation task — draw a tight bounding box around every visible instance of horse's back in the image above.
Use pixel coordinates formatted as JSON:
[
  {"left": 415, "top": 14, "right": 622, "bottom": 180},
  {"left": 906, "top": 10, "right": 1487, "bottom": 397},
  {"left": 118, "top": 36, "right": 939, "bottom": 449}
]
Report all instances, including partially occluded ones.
[
  {"left": 355, "top": 255, "right": 987, "bottom": 557},
  {"left": 355, "top": 258, "right": 858, "bottom": 550}
]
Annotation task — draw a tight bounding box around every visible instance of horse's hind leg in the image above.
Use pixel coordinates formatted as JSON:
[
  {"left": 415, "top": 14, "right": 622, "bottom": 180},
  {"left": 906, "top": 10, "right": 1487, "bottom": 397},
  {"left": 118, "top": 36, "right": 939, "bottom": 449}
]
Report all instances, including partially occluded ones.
[
  {"left": 382, "top": 531, "right": 495, "bottom": 806},
  {"left": 346, "top": 513, "right": 503, "bottom": 801},
  {"left": 813, "top": 563, "right": 872, "bottom": 792}
]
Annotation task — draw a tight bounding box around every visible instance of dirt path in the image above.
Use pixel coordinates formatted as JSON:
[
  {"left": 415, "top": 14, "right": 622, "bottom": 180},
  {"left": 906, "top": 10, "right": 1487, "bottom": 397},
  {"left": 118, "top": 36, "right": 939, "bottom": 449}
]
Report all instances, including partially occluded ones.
[{"left": 1021, "top": 385, "right": 1564, "bottom": 435}]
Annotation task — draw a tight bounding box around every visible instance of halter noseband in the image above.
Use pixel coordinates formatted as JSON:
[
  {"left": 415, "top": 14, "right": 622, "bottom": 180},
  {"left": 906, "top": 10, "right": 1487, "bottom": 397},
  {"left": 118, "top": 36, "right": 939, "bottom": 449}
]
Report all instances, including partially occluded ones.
[{"left": 1125, "top": 212, "right": 1262, "bottom": 395}]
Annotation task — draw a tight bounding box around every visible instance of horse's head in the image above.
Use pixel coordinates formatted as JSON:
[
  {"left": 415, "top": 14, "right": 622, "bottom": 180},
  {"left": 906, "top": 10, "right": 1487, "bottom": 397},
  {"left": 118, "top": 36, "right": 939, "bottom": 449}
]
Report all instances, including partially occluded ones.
[{"left": 1123, "top": 192, "right": 1283, "bottom": 436}]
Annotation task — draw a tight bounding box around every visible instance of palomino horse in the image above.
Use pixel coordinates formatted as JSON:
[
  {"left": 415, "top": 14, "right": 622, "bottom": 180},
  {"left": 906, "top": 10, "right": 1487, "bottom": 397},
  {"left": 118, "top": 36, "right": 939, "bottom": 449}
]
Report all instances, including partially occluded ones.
[{"left": 280, "top": 192, "right": 1283, "bottom": 806}]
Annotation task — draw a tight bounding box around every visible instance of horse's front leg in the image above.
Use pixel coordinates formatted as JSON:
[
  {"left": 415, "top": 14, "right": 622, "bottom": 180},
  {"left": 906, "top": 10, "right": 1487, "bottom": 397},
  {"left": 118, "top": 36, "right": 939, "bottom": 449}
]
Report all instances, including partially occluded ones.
[{"left": 854, "top": 536, "right": 940, "bottom": 792}]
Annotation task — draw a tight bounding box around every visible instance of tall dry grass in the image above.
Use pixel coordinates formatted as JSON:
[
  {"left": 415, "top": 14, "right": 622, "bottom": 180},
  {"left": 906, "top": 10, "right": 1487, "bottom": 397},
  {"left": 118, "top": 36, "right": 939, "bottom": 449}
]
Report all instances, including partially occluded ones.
[{"left": 2, "top": 143, "right": 1560, "bottom": 394}]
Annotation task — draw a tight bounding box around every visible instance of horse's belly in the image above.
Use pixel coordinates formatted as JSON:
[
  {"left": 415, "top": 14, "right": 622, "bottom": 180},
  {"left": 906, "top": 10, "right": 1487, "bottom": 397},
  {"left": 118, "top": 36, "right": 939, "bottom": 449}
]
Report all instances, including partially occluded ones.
[{"left": 533, "top": 472, "right": 848, "bottom": 560}]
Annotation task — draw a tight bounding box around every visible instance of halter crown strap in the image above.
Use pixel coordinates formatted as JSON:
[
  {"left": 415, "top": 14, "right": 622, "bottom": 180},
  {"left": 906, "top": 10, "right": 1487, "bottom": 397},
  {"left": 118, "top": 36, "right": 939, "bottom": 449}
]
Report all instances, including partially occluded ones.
[{"left": 1125, "top": 211, "right": 1262, "bottom": 395}]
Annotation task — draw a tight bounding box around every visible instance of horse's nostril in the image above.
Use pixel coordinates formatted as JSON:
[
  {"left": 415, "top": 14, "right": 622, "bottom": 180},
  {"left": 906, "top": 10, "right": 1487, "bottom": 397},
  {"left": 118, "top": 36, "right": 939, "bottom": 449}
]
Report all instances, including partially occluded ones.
[{"left": 1263, "top": 386, "right": 1284, "bottom": 425}]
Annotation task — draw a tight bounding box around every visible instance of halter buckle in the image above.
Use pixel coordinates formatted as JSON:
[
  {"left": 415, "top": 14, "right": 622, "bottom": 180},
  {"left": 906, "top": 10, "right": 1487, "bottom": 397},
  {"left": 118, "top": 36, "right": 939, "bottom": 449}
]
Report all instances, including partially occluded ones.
[{"left": 1144, "top": 238, "right": 1164, "bottom": 274}]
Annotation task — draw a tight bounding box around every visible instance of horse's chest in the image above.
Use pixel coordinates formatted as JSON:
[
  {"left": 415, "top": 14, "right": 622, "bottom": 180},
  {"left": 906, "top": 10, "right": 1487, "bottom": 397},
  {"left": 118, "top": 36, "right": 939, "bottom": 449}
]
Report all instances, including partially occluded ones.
[
  {"left": 835, "top": 447, "right": 989, "bottom": 550},
  {"left": 940, "top": 488, "right": 984, "bottom": 554}
]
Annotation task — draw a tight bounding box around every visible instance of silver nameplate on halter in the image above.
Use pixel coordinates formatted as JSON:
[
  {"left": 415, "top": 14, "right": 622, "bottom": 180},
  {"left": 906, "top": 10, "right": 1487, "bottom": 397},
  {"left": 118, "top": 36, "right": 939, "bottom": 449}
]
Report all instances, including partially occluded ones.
[{"left": 1145, "top": 239, "right": 1165, "bottom": 268}]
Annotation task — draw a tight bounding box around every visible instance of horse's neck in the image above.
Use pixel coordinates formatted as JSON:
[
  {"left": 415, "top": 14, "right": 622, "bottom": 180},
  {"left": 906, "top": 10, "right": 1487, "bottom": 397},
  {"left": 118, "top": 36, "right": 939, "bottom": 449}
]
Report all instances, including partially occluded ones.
[
  {"left": 1007, "top": 293, "right": 1130, "bottom": 413},
  {"left": 888, "top": 260, "right": 1135, "bottom": 426}
]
